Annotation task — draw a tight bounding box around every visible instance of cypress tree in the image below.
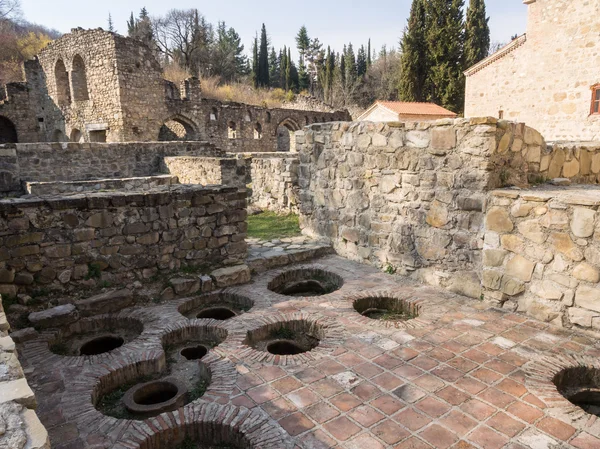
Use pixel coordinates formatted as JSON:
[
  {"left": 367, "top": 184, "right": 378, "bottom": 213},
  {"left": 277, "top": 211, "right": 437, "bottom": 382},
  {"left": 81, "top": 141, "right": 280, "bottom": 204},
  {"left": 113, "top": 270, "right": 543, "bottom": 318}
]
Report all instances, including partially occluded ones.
[
  {"left": 251, "top": 36, "right": 258, "bottom": 88},
  {"left": 426, "top": 0, "right": 465, "bottom": 112},
  {"left": 269, "top": 47, "right": 280, "bottom": 88},
  {"left": 324, "top": 46, "right": 333, "bottom": 102},
  {"left": 257, "top": 24, "right": 270, "bottom": 87},
  {"left": 367, "top": 39, "right": 372, "bottom": 68},
  {"left": 398, "top": 0, "right": 429, "bottom": 102},
  {"left": 298, "top": 60, "right": 310, "bottom": 91},
  {"left": 108, "top": 13, "right": 114, "bottom": 32},
  {"left": 286, "top": 48, "right": 292, "bottom": 91},
  {"left": 127, "top": 12, "right": 135, "bottom": 35},
  {"left": 340, "top": 47, "right": 346, "bottom": 88},
  {"left": 357, "top": 45, "right": 367, "bottom": 78},
  {"left": 345, "top": 43, "right": 357, "bottom": 85},
  {"left": 464, "top": 0, "right": 490, "bottom": 69}
]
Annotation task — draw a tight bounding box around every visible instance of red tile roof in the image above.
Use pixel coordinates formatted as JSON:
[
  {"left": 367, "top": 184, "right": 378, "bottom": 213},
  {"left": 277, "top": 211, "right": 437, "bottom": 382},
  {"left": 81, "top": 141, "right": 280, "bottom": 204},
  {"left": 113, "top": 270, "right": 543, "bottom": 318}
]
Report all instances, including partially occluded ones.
[{"left": 377, "top": 101, "right": 457, "bottom": 117}]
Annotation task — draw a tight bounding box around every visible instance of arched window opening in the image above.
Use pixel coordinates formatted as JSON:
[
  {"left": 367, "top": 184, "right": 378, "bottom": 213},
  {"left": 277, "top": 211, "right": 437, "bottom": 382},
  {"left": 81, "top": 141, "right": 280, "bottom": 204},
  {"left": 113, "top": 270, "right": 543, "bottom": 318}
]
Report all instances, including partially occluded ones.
[
  {"left": 52, "top": 129, "right": 67, "bottom": 142},
  {"left": 304, "top": 116, "right": 309, "bottom": 125},
  {"left": 71, "top": 55, "right": 89, "bottom": 102},
  {"left": 228, "top": 121, "right": 237, "bottom": 139},
  {"left": 0, "top": 116, "right": 18, "bottom": 143},
  {"left": 266, "top": 111, "right": 272, "bottom": 123},
  {"left": 276, "top": 119, "right": 300, "bottom": 152},
  {"left": 254, "top": 123, "right": 262, "bottom": 140},
  {"left": 244, "top": 111, "right": 252, "bottom": 122},
  {"left": 210, "top": 107, "right": 218, "bottom": 121},
  {"left": 158, "top": 117, "right": 198, "bottom": 141},
  {"left": 54, "top": 59, "right": 71, "bottom": 106},
  {"left": 70, "top": 128, "right": 83, "bottom": 143}
]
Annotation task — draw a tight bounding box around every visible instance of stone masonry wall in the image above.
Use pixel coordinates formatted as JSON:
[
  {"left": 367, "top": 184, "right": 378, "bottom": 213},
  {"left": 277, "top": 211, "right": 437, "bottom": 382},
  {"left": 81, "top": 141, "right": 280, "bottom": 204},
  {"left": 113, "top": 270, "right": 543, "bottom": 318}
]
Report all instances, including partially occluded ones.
[
  {"left": 24, "top": 175, "right": 178, "bottom": 196},
  {"left": 0, "top": 141, "right": 223, "bottom": 193},
  {"left": 296, "top": 119, "right": 521, "bottom": 298},
  {"left": 250, "top": 156, "right": 300, "bottom": 213},
  {"left": 464, "top": 0, "right": 600, "bottom": 141},
  {"left": 0, "top": 185, "right": 247, "bottom": 296},
  {"left": 0, "top": 298, "right": 49, "bottom": 448},
  {"left": 162, "top": 157, "right": 246, "bottom": 189},
  {"left": 483, "top": 187, "right": 600, "bottom": 330}
]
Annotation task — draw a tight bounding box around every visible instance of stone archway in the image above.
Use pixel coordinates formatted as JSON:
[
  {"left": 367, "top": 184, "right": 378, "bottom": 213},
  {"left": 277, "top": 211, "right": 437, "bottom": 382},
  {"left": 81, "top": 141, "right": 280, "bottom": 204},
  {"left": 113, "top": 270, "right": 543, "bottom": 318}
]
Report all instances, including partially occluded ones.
[
  {"left": 276, "top": 118, "right": 301, "bottom": 152},
  {"left": 71, "top": 55, "right": 90, "bottom": 102},
  {"left": 70, "top": 128, "right": 84, "bottom": 143},
  {"left": 0, "top": 116, "right": 18, "bottom": 143},
  {"left": 54, "top": 59, "right": 71, "bottom": 106},
  {"left": 158, "top": 115, "right": 198, "bottom": 141}
]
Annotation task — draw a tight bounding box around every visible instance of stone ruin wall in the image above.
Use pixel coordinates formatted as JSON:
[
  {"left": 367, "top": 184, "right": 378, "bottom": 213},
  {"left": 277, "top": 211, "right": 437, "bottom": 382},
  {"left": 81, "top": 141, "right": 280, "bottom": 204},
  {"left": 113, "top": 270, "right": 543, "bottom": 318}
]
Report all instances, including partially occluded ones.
[
  {"left": 248, "top": 155, "right": 300, "bottom": 214},
  {"left": 0, "top": 141, "right": 223, "bottom": 193},
  {"left": 0, "top": 185, "right": 247, "bottom": 298},
  {"left": 162, "top": 156, "right": 246, "bottom": 189},
  {"left": 464, "top": 0, "right": 600, "bottom": 142},
  {"left": 483, "top": 187, "right": 600, "bottom": 330},
  {"left": 0, "top": 83, "right": 41, "bottom": 144}
]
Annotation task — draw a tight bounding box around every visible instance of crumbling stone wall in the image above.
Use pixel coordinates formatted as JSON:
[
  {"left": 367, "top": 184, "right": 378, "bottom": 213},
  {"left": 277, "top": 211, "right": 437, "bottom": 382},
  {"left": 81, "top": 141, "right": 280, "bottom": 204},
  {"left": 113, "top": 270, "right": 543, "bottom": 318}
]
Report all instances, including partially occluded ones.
[
  {"left": 24, "top": 175, "right": 178, "bottom": 196},
  {"left": 483, "top": 187, "right": 600, "bottom": 330},
  {"left": 163, "top": 156, "right": 246, "bottom": 189},
  {"left": 0, "top": 185, "right": 247, "bottom": 296},
  {"left": 0, "top": 141, "right": 223, "bottom": 193},
  {"left": 249, "top": 155, "right": 299, "bottom": 213},
  {"left": 465, "top": 0, "right": 600, "bottom": 141},
  {"left": 0, "top": 83, "right": 41, "bottom": 143}
]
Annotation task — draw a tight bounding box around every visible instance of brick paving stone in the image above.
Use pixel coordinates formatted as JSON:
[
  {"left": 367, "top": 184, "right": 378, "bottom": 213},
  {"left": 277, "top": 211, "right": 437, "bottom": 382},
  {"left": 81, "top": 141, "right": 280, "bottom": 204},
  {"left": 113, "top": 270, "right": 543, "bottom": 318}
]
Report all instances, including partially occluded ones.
[
  {"left": 467, "top": 425, "right": 509, "bottom": 449},
  {"left": 478, "top": 387, "right": 516, "bottom": 409},
  {"left": 394, "top": 436, "right": 434, "bottom": 448},
  {"left": 305, "top": 402, "right": 340, "bottom": 423},
  {"left": 393, "top": 347, "right": 420, "bottom": 361},
  {"left": 413, "top": 374, "right": 446, "bottom": 392},
  {"left": 372, "top": 372, "right": 404, "bottom": 391},
  {"left": 536, "top": 417, "right": 577, "bottom": 441},
  {"left": 419, "top": 424, "right": 459, "bottom": 449},
  {"left": 394, "top": 385, "right": 427, "bottom": 403},
  {"left": 484, "top": 359, "right": 516, "bottom": 375},
  {"left": 395, "top": 364, "right": 426, "bottom": 380},
  {"left": 337, "top": 352, "right": 366, "bottom": 367},
  {"left": 496, "top": 378, "right": 527, "bottom": 398},
  {"left": 294, "top": 367, "right": 326, "bottom": 384},
  {"left": 286, "top": 388, "right": 320, "bottom": 408},
  {"left": 317, "top": 359, "right": 346, "bottom": 375},
  {"left": 471, "top": 368, "right": 502, "bottom": 384},
  {"left": 460, "top": 398, "right": 496, "bottom": 419},
  {"left": 348, "top": 405, "right": 385, "bottom": 427},
  {"left": 279, "top": 412, "right": 315, "bottom": 436},
  {"left": 411, "top": 356, "right": 440, "bottom": 371},
  {"left": 522, "top": 393, "right": 546, "bottom": 409},
  {"left": 395, "top": 408, "right": 432, "bottom": 431},
  {"left": 506, "top": 400, "right": 544, "bottom": 423},
  {"left": 446, "top": 357, "right": 478, "bottom": 374},
  {"left": 256, "top": 365, "right": 286, "bottom": 381},
  {"left": 430, "top": 365, "right": 464, "bottom": 383},
  {"left": 353, "top": 362, "right": 385, "bottom": 379},
  {"left": 247, "top": 384, "right": 280, "bottom": 404},
  {"left": 352, "top": 382, "right": 382, "bottom": 401},
  {"left": 299, "top": 430, "right": 337, "bottom": 449},
  {"left": 323, "top": 416, "right": 361, "bottom": 441},
  {"left": 571, "top": 432, "right": 600, "bottom": 449},
  {"left": 415, "top": 396, "right": 452, "bottom": 418},
  {"left": 331, "top": 393, "right": 362, "bottom": 412},
  {"left": 262, "top": 397, "right": 298, "bottom": 420},
  {"left": 372, "top": 420, "right": 410, "bottom": 444},
  {"left": 487, "top": 411, "right": 526, "bottom": 437},
  {"left": 345, "top": 433, "right": 386, "bottom": 449},
  {"left": 370, "top": 394, "right": 405, "bottom": 415},
  {"left": 373, "top": 354, "right": 403, "bottom": 370},
  {"left": 273, "top": 376, "right": 303, "bottom": 394},
  {"left": 436, "top": 386, "right": 470, "bottom": 405},
  {"left": 311, "top": 378, "right": 345, "bottom": 398},
  {"left": 438, "top": 410, "right": 478, "bottom": 437}
]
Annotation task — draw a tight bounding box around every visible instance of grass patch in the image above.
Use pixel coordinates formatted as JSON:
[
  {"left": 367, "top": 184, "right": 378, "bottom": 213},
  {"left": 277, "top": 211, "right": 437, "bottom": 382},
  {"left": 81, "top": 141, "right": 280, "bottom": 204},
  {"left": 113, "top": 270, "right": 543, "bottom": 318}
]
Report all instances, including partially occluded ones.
[
  {"left": 188, "top": 379, "right": 209, "bottom": 401},
  {"left": 247, "top": 212, "right": 301, "bottom": 241}
]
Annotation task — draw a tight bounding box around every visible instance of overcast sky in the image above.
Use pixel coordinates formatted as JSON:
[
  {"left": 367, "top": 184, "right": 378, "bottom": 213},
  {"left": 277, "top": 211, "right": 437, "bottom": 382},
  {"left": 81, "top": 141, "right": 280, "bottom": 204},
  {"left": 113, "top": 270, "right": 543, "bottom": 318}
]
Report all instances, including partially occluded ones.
[{"left": 20, "top": 0, "right": 528, "bottom": 58}]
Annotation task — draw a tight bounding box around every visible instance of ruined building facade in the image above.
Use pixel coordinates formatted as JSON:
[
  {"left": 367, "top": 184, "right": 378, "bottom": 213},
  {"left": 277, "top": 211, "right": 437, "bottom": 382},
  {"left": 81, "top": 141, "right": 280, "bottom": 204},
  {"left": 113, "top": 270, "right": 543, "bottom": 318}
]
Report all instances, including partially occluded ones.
[
  {"left": 464, "top": 0, "right": 600, "bottom": 142},
  {"left": 0, "top": 29, "right": 349, "bottom": 151}
]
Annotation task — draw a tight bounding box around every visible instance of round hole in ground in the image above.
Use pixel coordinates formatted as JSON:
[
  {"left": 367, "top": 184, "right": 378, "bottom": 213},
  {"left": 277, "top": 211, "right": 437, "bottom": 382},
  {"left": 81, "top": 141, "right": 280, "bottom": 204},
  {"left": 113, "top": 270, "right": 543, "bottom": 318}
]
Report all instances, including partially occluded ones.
[
  {"left": 268, "top": 268, "right": 343, "bottom": 297},
  {"left": 196, "top": 307, "right": 236, "bottom": 320},
  {"left": 180, "top": 345, "right": 208, "bottom": 360},
  {"left": 553, "top": 366, "right": 600, "bottom": 416},
  {"left": 79, "top": 335, "right": 125, "bottom": 356},
  {"left": 132, "top": 381, "right": 179, "bottom": 406},
  {"left": 353, "top": 296, "right": 417, "bottom": 322},
  {"left": 267, "top": 340, "right": 304, "bottom": 355}
]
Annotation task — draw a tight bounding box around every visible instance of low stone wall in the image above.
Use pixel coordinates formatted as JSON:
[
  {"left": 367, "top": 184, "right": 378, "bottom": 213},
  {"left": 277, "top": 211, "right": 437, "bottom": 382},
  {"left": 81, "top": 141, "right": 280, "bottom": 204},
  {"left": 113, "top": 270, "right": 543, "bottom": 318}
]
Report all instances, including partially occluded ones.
[
  {"left": 0, "top": 185, "right": 247, "bottom": 296},
  {"left": 0, "top": 141, "right": 223, "bottom": 193},
  {"left": 24, "top": 175, "right": 178, "bottom": 195},
  {"left": 249, "top": 156, "right": 299, "bottom": 213},
  {"left": 162, "top": 157, "right": 246, "bottom": 189},
  {"left": 0, "top": 299, "right": 49, "bottom": 448},
  {"left": 483, "top": 187, "right": 600, "bottom": 329}
]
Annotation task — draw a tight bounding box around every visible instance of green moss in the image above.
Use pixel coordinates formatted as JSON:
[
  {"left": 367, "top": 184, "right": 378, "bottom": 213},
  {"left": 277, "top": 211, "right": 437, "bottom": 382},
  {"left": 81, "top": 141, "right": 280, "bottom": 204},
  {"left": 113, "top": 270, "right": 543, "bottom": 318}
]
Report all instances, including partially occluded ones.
[
  {"left": 247, "top": 212, "right": 301, "bottom": 240},
  {"left": 188, "top": 378, "right": 209, "bottom": 401},
  {"left": 85, "top": 262, "right": 102, "bottom": 280},
  {"left": 269, "top": 327, "right": 295, "bottom": 340}
]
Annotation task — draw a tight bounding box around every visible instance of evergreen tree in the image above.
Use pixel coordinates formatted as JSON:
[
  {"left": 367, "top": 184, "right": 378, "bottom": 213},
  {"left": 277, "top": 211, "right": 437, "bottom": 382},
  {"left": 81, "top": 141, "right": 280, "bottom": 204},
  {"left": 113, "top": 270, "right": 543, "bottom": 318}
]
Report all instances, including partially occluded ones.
[
  {"left": 295, "top": 26, "right": 310, "bottom": 65},
  {"left": 127, "top": 12, "right": 135, "bottom": 35},
  {"left": 213, "top": 22, "right": 247, "bottom": 82},
  {"left": 340, "top": 47, "right": 346, "bottom": 88},
  {"left": 367, "top": 39, "right": 372, "bottom": 68},
  {"left": 108, "top": 13, "right": 114, "bottom": 32},
  {"left": 324, "top": 46, "right": 333, "bottom": 102},
  {"left": 269, "top": 47, "right": 280, "bottom": 88},
  {"left": 251, "top": 36, "right": 258, "bottom": 88},
  {"left": 286, "top": 47, "right": 292, "bottom": 91},
  {"left": 426, "top": 0, "right": 465, "bottom": 112},
  {"left": 464, "top": 0, "right": 490, "bottom": 69},
  {"left": 298, "top": 59, "right": 310, "bottom": 91},
  {"left": 345, "top": 43, "right": 357, "bottom": 85},
  {"left": 257, "top": 24, "right": 270, "bottom": 87},
  {"left": 398, "top": 0, "right": 429, "bottom": 102},
  {"left": 357, "top": 45, "right": 367, "bottom": 78}
]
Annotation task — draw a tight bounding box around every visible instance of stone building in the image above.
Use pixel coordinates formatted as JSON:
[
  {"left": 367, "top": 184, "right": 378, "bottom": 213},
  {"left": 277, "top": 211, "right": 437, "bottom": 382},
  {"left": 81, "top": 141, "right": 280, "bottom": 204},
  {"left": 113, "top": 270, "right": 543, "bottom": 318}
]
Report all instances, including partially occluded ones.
[
  {"left": 357, "top": 101, "right": 457, "bottom": 122},
  {"left": 464, "top": 0, "right": 600, "bottom": 142},
  {"left": 0, "top": 28, "right": 349, "bottom": 150}
]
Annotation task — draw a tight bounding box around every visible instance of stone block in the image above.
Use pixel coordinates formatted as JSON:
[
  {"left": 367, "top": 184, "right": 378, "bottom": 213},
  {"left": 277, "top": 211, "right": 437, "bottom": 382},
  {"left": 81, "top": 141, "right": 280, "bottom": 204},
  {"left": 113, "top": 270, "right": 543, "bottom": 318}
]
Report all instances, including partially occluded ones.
[
  {"left": 517, "top": 220, "right": 546, "bottom": 244},
  {"left": 0, "top": 378, "right": 36, "bottom": 408},
  {"left": 10, "top": 328, "right": 38, "bottom": 343},
  {"left": 170, "top": 278, "right": 201, "bottom": 296},
  {"left": 426, "top": 201, "right": 449, "bottom": 229},
  {"left": 28, "top": 304, "right": 78, "bottom": 329},
  {"left": 501, "top": 235, "right": 525, "bottom": 253},
  {"left": 568, "top": 307, "right": 599, "bottom": 328},
  {"left": 483, "top": 249, "right": 507, "bottom": 267},
  {"left": 531, "top": 281, "right": 563, "bottom": 301},
  {"left": 430, "top": 127, "right": 456, "bottom": 154},
  {"left": 77, "top": 289, "right": 134, "bottom": 317},
  {"left": 211, "top": 264, "right": 251, "bottom": 288},
  {"left": 550, "top": 233, "right": 584, "bottom": 261},
  {"left": 501, "top": 276, "right": 526, "bottom": 296},
  {"left": 485, "top": 207, "right": 513, "bottom": 233},
  {"left": 571, "top": 207, "right": 596, "bottom": 238},
  {"left": 573, "top": 262, "right": 600, "bottom": 283},
  {"left": 576, "top": 286, "right": 600, "bottom": 312},
  {"left": 22, "top": 408, "right": 51, "bottom": 449},
  {"left": 505, "top": 255, "right": 535, "bottom": 282},
  {"left": 482, "top": 270, "right": 503, "bottom": 290},
  {"left": 448, "top": 271, "right": 481, "bottom": 299}
]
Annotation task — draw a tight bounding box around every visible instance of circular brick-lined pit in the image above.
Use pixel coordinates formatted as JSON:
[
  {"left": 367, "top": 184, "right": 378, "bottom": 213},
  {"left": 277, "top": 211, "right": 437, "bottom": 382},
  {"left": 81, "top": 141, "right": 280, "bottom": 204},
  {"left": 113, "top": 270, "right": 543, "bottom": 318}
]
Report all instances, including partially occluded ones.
[
  {"left": 353, "top": 296, "right": 418, "bottom": 322},
  {"left": 553, "top": 366, "right": 600, "bottom": 416},
  {"left": 244, "top": 319, "right": 324, "bottom": 356},
  {"left": 179, "top": 292, "right": 254, "bottom": 321},
  {"left": 49, "top": 316, "right": 143, "bottom": 357},
  {"left": 267, "top": 268, "right": 343, "bottom": 297},
  {"left": 123, "top": 378, "right": 188, "bottom": 418}
]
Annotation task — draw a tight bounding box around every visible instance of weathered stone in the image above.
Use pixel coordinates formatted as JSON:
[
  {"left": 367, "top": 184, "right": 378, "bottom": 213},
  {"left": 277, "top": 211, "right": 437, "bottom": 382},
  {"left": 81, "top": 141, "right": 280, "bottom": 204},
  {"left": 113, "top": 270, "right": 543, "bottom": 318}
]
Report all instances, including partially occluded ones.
[
  {"left": 575, "top": 286, "right": 600, "bottom": 312},
  {"left": 482, "top": 270, "right": 503, "bottom": 290},
  {"left": 568, "top": 307, "right": 600, "bottom": 327},
  {"left": 550, "top": 233, "right": 584, "bottom": 261},
  {"left": 505, "top": 255, "right": 535, "bottom": 282},
  {"left": 501, "top": 235, "right": 525, "bottom": 253},
  {"left": 430, "top": 127, "right": 456, "bottom": 154},
  {"left": 485, "top": 207, "right": 514, "bottom": 233},
  {"left": 573, "top": 262, "right": 600, "bottom": 283},
  {"left": 426, "top": 201, "right": 450, "bottom": 229},
  {"left": 530, "top": 281, "right": 563, "bottom": 300},
  {"left": 501, "top": 277, "right": 526, "bottom": 296},
  {"left": 562, "top": 159, "right": 580, "bottom": 178},
  {"left": 448, "top": 271, "right": 481, "bottom": 299},
  {"left": 483, "top": 249, "right": 507, "bottom": 267},
  {"left": 170, "top": 278, "right": 200, "bottom": 296},
  {"left": 77, "top": 289, "right": 133, "bottom": 317},
  {"left": 10, "top": 327, "right": 38, "bottom": 343},
  {"left": 510, "top": 202, "right": 535, "bottom": 218},
  {"left": 211, "top": 264, "right": 251, "bottom": 288},
  {"left": 86, "top": 211, "right": 113, "bottom": 228},
  {"left": 517, "top": 220, "right": 547, "bottom": 244},
  {"left": 0, "top": 378, "right": 36, "bottom": 408},
  {"left": 547, "top": 149, "right": 566, "bottom": 179},
  {"left": 540, "top": 210, "right": 568, "bottom": 230},
  {"left": 571, "top": 207, "right": 596, "bottom": 238}
]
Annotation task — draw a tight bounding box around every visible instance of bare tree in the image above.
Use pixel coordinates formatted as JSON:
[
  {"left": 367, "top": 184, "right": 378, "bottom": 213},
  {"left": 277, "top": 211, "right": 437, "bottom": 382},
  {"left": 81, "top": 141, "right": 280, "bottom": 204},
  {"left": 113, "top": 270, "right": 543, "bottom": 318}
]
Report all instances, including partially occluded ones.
[{"left": 0, "top": 0, "right": 21, "bottom": 21}]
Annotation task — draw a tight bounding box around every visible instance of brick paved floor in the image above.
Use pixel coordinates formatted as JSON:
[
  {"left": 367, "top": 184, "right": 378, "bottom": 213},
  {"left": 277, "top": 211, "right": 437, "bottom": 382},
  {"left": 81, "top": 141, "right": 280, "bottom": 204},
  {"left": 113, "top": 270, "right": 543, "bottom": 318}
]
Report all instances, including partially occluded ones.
[{"left": 16, "top": 255, "right": 600, "bottom": 448}]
